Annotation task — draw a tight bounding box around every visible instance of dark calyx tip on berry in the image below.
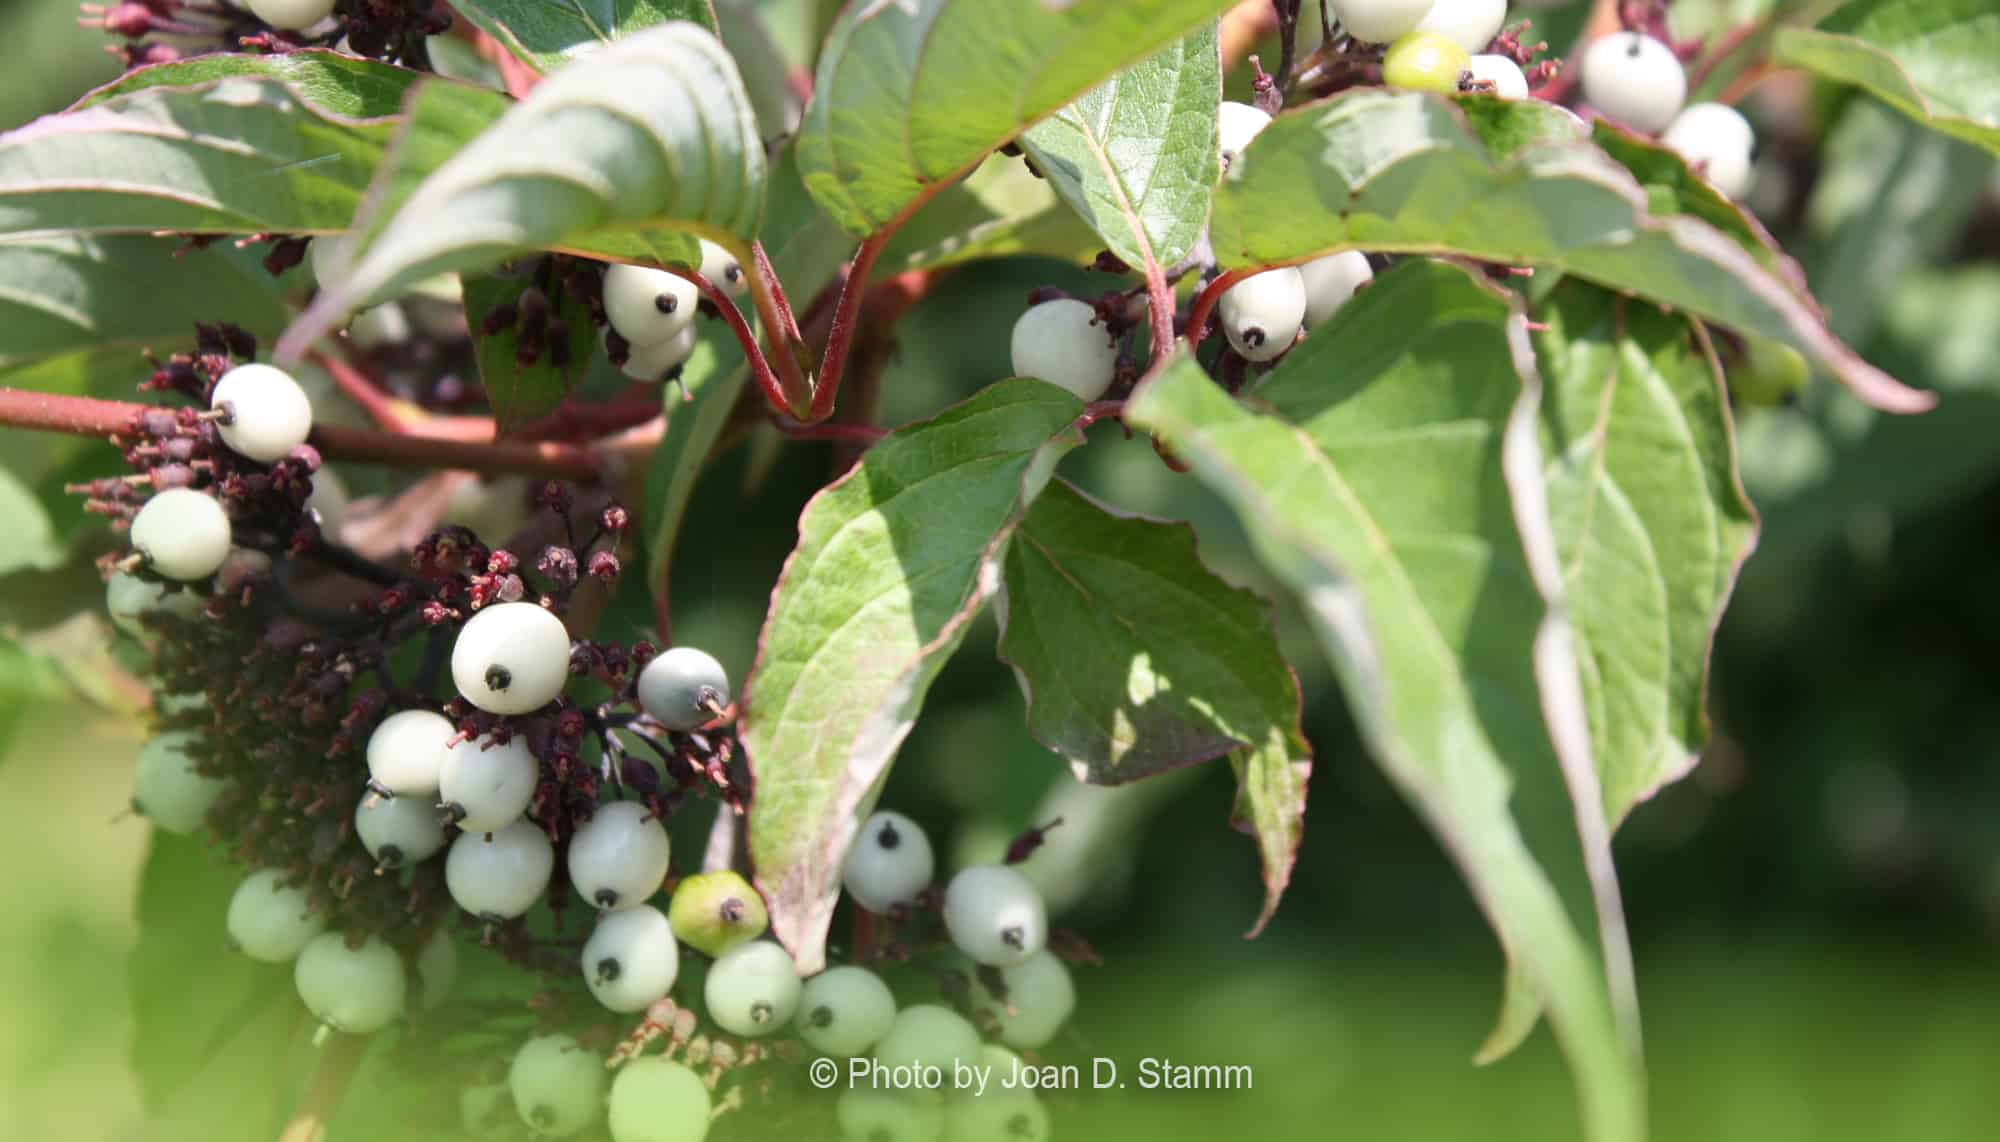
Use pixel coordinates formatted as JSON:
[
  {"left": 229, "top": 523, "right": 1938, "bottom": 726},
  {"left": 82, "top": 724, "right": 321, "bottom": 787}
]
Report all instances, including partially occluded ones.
[
  {"left": 376, "top": 845, "right": 404, "bottom": 869},
  {"left": 593, "top": 888, "right": 621, "bottom": 909},
  {"left": 807, "top": 1004, "right": 834, "bottom": 1029},
  {"left": 1000, "top": 925, "right": 1025, "bottom": 950},
  {"left": 529, "top": 1104, "right": 557, "bottom": 1129},
  {"left": 1241, "top": 326, "right": 1267, "bottom": 348},
  {"left": 653, "top": 293, "right": 679, "bottom": 315},
  {"left": 719, "top": 897, "right": 745, "bottom": 924},
  {"left": 877, "top": 821, "right": 901, "bottom": 850},
  {"left": 1006, "top": 1111, "right": 1037, "bottom": 1138},
  {"left": 440, "top": 802, "right": 467, "bottom": 826},
  {"left": 749, "top": 1000, "right": 774, "bottom": 1024},
  {"left": 483, "top": 664, "right": 513, "bottom": 692},
  {"left": 596, "top": 956, "right": 622, "bottom": 983}
]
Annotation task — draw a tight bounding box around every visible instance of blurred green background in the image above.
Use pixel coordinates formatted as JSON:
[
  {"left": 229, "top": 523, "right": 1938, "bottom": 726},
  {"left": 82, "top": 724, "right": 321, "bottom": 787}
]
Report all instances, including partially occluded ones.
[{"left": 4, "top": 2, "right": 1999, "bottom": 1141}]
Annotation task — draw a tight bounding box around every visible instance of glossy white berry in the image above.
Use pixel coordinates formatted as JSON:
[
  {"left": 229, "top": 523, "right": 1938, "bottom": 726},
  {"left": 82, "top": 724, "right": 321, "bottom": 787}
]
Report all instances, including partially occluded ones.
[
  {"left": 1417, "top": 0, "right": 1507, "bottom": 52},
  {"left": 797, "top": 965, "right": 898, "bottom": 1058},
  {"left": 1328, "top": 0, "right": 1435, "bottom": 43},
  {"left": 1467, "top": 53, "right": 1530, "bottom": 100},
  {"left": 1219, "top": 267, "right": 1308, "bottom": 363},
  {"left": 698, "top": 238, "right": 746, "bottom": 298},
  {"left": 306, "top": 466, "right": 349, "bottom": 539},
  {"left": 1580, "top": 32, "right": 1688, "bottom": 134},
  {"left": 210, "top": 363, "right": 314, "bottom": 463},
  {"left": 451, "top": 602, "right": 572, "bottom": 715},
  {"left": 355, "top": 791, "right": 447, "bottom": 869},
  {"left": 439, "top": 732, "right": 540, "bottom": 833},
  {"left": 132, "top": 731, "right": 226, "bottom": 834},
  {"left": 130, "top": 488, "right": 231, "bottom": 581},
  {"left": 226, "top": 869, "right": 325, "bottom": 963},
  {"left": 619, "top": 323, "right": 699, "bottom": 382},
  {"left": 365, "top": 709, "right": 456, "bottom": 799},
  {"left": 446, "top": 820, "right": 554, "bottom": 921},
  {"left": 636, "top": 646, "right": 731, "bottom": 731},
  {"left": 416, "top": 928, "right": 456, "bottom": 1009},
  {"left": 1662, "top": 102, "right": 1757, "bottom": 200},
  {"left": 347, "top": 302, "right": 411, "bottom": 351},
  {"left": 1008, "top": 299, "right": 1118, "bottom": 402},
  {"left": 1217, "top": 100, "right": 1271, "bottom": 172},
  {"left": 704, "top": 941, "right": 802, "bottom": 1038},
  {"left": 569, "top": 800, "right": 671, "bottom": 910},
  {"left": 603, "top": 264, "right": 699, "bottom": 347},
  {"left": 509, "top": 1033, "right": 606, "bottom": 1138},
  {"left": 609, "top": 1057, "right": 711, "bottom": 1142},
  {"left": 294, "top": 932, "right": 406, "bottom": 1035},
  {"left": 1298, "top": 251, "right": 1374, "bottom": 329},
  {"left": 873, "top": 1004, "right": 982, "bottom": 1079},
  {"left": 973, "top": 950, "right": 1075, "bottom": 1050},
  {"left": 944, "top": 865, "right": 1047, "bottom": 967},
  {"left": 839, "top": 1090, "right": 943, "bottom": 1142},
  {"left": 843, "top": 810, "right": 935, "bottom": 914},
  {"left": 582, "top": 905, "right": 681, "bottom": 1013},
  {"left": 247, "top": 0, "right": 335, "bottom": 33},
  {"left": 106, "top": 570, "right": 201, "bottom": 638}
]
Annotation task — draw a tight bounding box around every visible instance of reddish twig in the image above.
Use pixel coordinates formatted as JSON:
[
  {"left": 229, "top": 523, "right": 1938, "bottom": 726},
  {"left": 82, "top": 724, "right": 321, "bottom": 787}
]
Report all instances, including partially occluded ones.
[
  {"left": 769, "top": 419, "right": 888, "bottom": 444},
  {"left": 662, "top": 263, "right": 800, "bottom": 422},
  {"left": 807, "top": 230, "right": 894, "bottom": 423},
  {"left": 1076, "top": 400, "right": 1125, "bottom": 430},
  {"left": 309, "top": 350, "right": 415, "bottom": 433},
  {"left": 736, "top": 244, "right": 813, "bottom": 419},
  {"left": 1141, "top": 253, "right": 1177, "bottom": 369},
  {"left": 1184, "top": 268, "right": 1255, "bottom": 350}
]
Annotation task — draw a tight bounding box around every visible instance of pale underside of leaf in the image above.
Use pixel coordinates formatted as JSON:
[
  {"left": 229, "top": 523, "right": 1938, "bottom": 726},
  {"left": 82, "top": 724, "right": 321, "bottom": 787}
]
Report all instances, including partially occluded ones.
[{"left": 451, "top": 1, "right": 720, "bottom": 74}]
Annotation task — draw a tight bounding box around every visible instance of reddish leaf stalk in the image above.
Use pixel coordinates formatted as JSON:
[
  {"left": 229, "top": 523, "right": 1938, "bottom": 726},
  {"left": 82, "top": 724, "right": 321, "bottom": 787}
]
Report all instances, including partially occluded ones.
[
  {"left": 808, "top": 229, "right": 895, "bottom": 423},
  {"left": 666, "top": 263, "right": 801, "bottom": 421},
  {"left": 1183, "top": 268, "right": 1255, "bottom": 351},
  {"left": 1142, "top": 251, "right": 1177, "bottom": 369},
  {"left": 309, "top": 350, "right": 414, "bottom": 433},
  {"left": 736, "top": 245, "right": 814, "bottom": 419}
]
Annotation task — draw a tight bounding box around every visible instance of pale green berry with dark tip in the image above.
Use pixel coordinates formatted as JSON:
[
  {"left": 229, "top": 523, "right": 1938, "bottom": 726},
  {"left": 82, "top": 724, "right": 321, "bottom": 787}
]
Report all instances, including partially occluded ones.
[
  {"left": 508, "top": 1033, "right": 606, "bottom": 1138},
  {"left": 667, "top": 869, "right": 768, "bottom": 957}
]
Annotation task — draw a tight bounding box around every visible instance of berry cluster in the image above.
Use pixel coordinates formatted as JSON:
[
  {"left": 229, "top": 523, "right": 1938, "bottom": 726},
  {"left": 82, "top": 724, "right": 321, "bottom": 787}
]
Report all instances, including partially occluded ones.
[{"left": 81, "top": 0, "right": 450, "bottom": 69}]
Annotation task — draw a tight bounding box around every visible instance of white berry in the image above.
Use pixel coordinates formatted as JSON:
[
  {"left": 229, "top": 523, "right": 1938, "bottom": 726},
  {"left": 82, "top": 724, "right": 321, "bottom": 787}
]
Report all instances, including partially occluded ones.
[
  {"left": 568, "top": 800, "right": 671, "bottom": 910},
  {"left": 508, "top": 1033, "right": 606, "bottom": 1138},
  {"left": 416, "top": 927, "right": 457, "bottom": 1009},
  {"left": 210, "top": 363, "right": 314, "bottom": 463},
  {"left": 1417, "top": 0, "right": 1507, "bottom": 52},
  {"left": 944, "top": 865, "right": 1047, "bottom": 967},
  {"left": 1217, "top": 100, "right": 1272, "bottom": 174},
  {"left": 619, "top": 323, "right": 699, "bottom": 382},
  {"left": 704, "top": 941, "right": 801, "bottom": 1038},
  {"left": 698, "top": 239, "right": 747, "bottom": 298},
  {"left": 1662, "top": 102, "right": 1757, "bottom": 200},
  {"left": 132, "top": 731, "right": 226, "bottom": 834},
  {"left": 1328, "top": 0, "right": 1436, "bottom": 43},
  {"left": 873, "top": 1004, "right": 982, "bottom": 1080},
  {"left": 603, "top": 264, "right": 699, "bottom": 347},
  {"left": 247, "top": 0, "right": 335, "bottom": 33},
  {"left": 1467, "top": 53, "right": 1530, "bottom": 100},
  {"left": 226, "top": 869, "right": 325, "bottom": 963},
  {"left": 1580, "top": 32, "right": 1688, "bottom": 134},
  {"left": 106, "top": 570, "right": 201, "bottom": 638},
  {"left": 365, "top": 709, "right": 456, "bottom": 799},
  {"left": 843, "top": 810, "right": 935, "bottom": 914},
  {"left": 130, "top": 488, "right": 231, "bottom": 581},
  {"left": 839, "top": 1090, "right": 943, "bottom": 1142},
  {"left": 608, "top": 1057, "right": 711, "bottom": 1142},
  {"left": 973, "top": 950, "right": 1075, "bottom": 1050},
  {"left": 446, "top": 820, "right": 554, "bottom": 921},
  {"left": 1298, "top": 251, "right": 1374, "bottom": 329},
  {"left": 1008, "top": 299, "right": 1118, "bottom": 402},
  {"left": 1219, "top": 266, "right": 1308, "bottom": 363},
  {"left": 636, "top": 646, "right": 731, "bottom": 731},
  {"left": 294, "top": 932, "right": 406, "bottom": 1035},
  {"left": 438, "top": 731, "right": 539, "bottom": 833},
  {"left": 797, "top": 965, "right": 898, "bottom": 1058},
  {"left": 355, "top": 791, "right": 447, "bottom": 869},
  {"left": 306, "top": 466, "right": 349, "bottom": 540},
  {"left": 945, "top": 1049, "right": 1050, "bottom": 1141},
  {"left": 582, "top": 905, "right": 681, "bottom": 1013},
  {"left": 451, "top": 602, "right": 572, "bottom": 714}
]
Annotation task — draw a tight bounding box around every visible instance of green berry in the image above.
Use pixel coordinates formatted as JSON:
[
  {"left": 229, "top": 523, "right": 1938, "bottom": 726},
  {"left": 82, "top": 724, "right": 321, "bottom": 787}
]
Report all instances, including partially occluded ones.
[
  {"left": 608, "top": 1057, "right": 711, "bottom": 1142},
  {"left": 667, "top": 869, "right": 768, "bottom": 957},
  {"left": 508, "top": 1033, "right": 606, "bottom": 1138},
  {"left": 1383, "top": 31, "right": 1471, "bottom": 94},
  {"left": 1732, "top": 338, "right": 1809, "bottom": 407}
]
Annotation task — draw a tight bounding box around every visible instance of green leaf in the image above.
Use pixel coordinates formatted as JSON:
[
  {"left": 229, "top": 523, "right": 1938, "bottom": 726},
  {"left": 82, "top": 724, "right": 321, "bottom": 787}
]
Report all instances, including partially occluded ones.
[
  {"left": 874, "top": 162, "right": 1105, "bottom": 275},
  {"left": 460, "top": 272, "right": 599, "bottom": 434},
  {"left": 0, "top": 54, "right": 420, "bottom": 237},
  {"left": 643, "top": 326, "right": 750, "bottom": 603},
  {"left": 743, "top": 379, "right": 1085, "bottom": 970},
  {"left": 285, "top": 22, "right": 766, "bottom": 357},
  {"left": 451, "top": 1, "right": 719, "bottom": 74},
  {"left": 1018, "top": 23, "right": 1220, "bottom": 270},
  {"left": 1775, "top": 0, "right": 2000, "bottom": 155},
  {"left": 1533, "top": 281, "right": 1757, "bottom": 822},
  {"left": 798, "top": 0, "right": 1237, "bottom": 237},
  {"left": 0, "top": 466, "right": 62, "bottom": 577},
  {"left": 997, "top": 480, "right": 1309, "bottom": 934},
  {"left": 1126, "top": 261, "right": 1643, "bottom": 1141},
  {"left": 715, "top": 0, "right": 805, "bottom": 137},
  {"left": 1210, "top": 89, "right": 1932, "bottom": 414}
]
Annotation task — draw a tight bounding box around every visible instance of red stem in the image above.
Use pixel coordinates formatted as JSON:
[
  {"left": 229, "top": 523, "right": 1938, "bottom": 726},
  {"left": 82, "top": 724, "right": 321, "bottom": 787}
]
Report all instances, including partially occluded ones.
[
  {"left": 310, "top": 350, "right": 412, "bottom": 433},
  {"left": 737, "top": 247, "right": 814, "bottom": 419},
  {"left": 1142, "top": 253, "right": 1177, "bottom": 369},
  {"left": 807, "top": 230, "right": 893, "bottom": 423},
  {"left": 770, "top": 419, "right": 888, "bottom": 444},
  {"left": 1183, "top": 268, "right": 1253, "bottom": 351},
  {"left": 663, "top": 264, "right": 797, "bottom": 421}
]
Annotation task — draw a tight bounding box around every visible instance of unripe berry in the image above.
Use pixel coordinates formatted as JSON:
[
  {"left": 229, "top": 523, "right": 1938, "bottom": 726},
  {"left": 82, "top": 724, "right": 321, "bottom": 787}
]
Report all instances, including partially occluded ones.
[
  {"left": 838, "top": 1090, "right": 943, "bottom": 1142},
  {"left": 446, "top": 820, "right": 554, "bottom": 922},
  {"left": 1731, "top": 338, "right": 1809, "bottom": 407},
  {"left": 133, "top": 731, "right": 226, "bottom": 834},
  {"left": 1218, "top": 267, "right": 1308, "bottom": 363},
  {"left": 608, "top": 1056, "right": 711, "bottom": 1142},
  {"left": 306, "top": 465, "right": 350, "bottom": 539},
  {"left": 347, "top": 303, "right": 411, "bottom": 351},
  {"left": 582, "top": 905, "right": 681, "bottom": 1013},
  {"left": 972, "top": 950, "right": 1075, "bottom": 1050},
  {"left": 1662, "top": 102, "right": 1757, "bottom": 200},
  {"left": 635, "top": 645, "right": 731, "bottom": 731},
  {"left": 106, "top": 571, "right": 201, "bottom": 638},
  {"left": 796, "top": 965, "right": 898, "bottom": 1058},
  {"left": 1008, "top": 299, "right": 1118, "bottom": 402},
  {"left": 210, "top": 363, "right": 314, "bottom": 462},
  {"left": 365, "top": 709, "right": 456, "bottom": 799},
  {"left": 1216, "top": 100, "right": 1272, "bottom": 173},
  {"left": 451, "top": 602, "right": 572, "bottom": 714},
  {"left": 355, "top": 791, "right": 447, "bottom": 869},
  {"left": 619, "top": 323, "right": 699, "bottom": 382},
  {"left": 1580, "top": 32, "right": 1688, "bottom": 134},
  {"left": 130, "top": 488, "right": 231, "bottom": 581},
  {"left": 842, "top": 810, "right": 935, "bottom": 914},
  {"left": 603, "top": 264, "right": 699, "bottom": 347},
  {"left": 438, "top": 732, "right": 540, "bottom": 834},
  {"left": 1298, "top": 251, "right": 1373, "bottom": 329},
  {"left": 1383, "top": 31, "right": 1472, "bottom": 94},
  {"left": 1416, "top": 0, "right": 1508, "bottom": 52},
  {"left": 943, "top": 865, "right": 1047, "bottom": 967},
  {"left": 226, "top": 869, "right": 326, "bottom": 963},
  {"left": 944, "top": 1047, "right": 1050, "bottom": 1141},
  {"left": 247, "top": 0, "right": 336, "bottom": 32},
  {"left": 873, "top": 1004, "right": 982, "bottom": 1080},
  {"left": 1466, "top": 53, "right": 1530, "bottom": 100},
  {"left": 703, "top": 941, "right": 801, "bottom": 1038},
  {"left": 508, "top": 1033, "right": 606, "bottom": 1138},
  {"left": 294, "top": 932, "right": 406, "bottom": 1035},
  {"left": 698, "top": 238, "right": 747, "bottom": 298},
  {"left": 1327, "top": 0, "right": 1434, "bottom": 44},
  {"left": 667, "top": 869, "right": 768, "bottom": 957},
  {"left": 568, "top": 800, "right": 671, "bottom": 910}
]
